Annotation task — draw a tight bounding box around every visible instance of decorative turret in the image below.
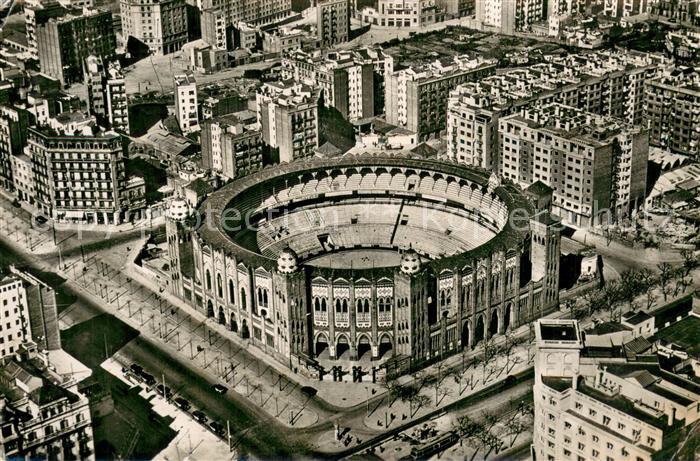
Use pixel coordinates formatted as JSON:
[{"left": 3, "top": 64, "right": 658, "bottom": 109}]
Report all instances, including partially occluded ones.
[
  {"left": 166, "top": 197, "right": 191, "bottom": 221},
  {"left": 487, "top": 171, "right": 501, "bottom": 193},
  {"left": 277, "top": 247, "right": 299, "bottom": 274},
  {"left": 400, "top": 248, "right": 421, "bottom": 275}
]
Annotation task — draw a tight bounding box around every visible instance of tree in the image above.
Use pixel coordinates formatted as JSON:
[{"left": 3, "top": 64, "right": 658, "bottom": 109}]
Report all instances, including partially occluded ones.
[
  {"left": 408, "top": 393, "right": 431, "bottom": 418},
  {"left": 636, "top": 268, "right": 658, "bottom": 310},
  {"left": 658, "top": 262, "right": 674, "bottom": 301},
  {"left": 681, "top": 249, "right": 699, "bottom": 277}
]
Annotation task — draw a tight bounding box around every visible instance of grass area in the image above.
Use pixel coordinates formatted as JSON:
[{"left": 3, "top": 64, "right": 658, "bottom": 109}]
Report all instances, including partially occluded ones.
[
  {"left": 125, "top": 157, "right": 168, "bottom": 204},
  {"left": 655, "top": 315, "right": 700, "bottom": 357}
]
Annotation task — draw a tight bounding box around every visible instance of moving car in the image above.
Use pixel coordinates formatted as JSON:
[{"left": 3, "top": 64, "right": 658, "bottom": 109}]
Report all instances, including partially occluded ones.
[{"left": 213, "top": 384, "right": 228, "bottom": 394}]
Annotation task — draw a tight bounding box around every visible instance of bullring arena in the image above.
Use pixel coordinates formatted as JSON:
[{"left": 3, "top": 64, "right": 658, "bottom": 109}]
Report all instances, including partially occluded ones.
[{"left": 167, "top": 154, "right": 561, "bottom": 379}]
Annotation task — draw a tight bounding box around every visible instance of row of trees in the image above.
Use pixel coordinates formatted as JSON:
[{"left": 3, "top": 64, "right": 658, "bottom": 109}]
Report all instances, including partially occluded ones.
[
  {"left": 453, "top": 401, "right": 533, "bottom": 461},
  {"left": 565, "top": 250, "right": 698, "bottom": 322}
]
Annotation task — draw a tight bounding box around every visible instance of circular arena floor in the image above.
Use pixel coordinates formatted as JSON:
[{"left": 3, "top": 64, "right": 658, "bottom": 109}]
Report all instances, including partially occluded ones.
[{"left": 305, "top": 249, "right": 402, "bottom": 269}]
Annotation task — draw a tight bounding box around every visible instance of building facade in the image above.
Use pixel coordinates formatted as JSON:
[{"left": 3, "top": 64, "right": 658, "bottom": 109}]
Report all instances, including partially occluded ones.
[
  {"left": 533, "top": 319, "right": 700, "bottom": 461},
  {"left": 26, "top": 126, "right": 145, "bottom": 224},
  {"left": 499, "top": 104, "right": 649, "bottom": 227},
  {"left": 168, "top": 156, "right": 561, "bottom": 376},
  {"left": 120, "top": 0, "right": 188, "bottom": 54},
  {"left": 0, "top": 346, "right": 95, "bottom": 460},
  {"left": 201, "top": 114, "right": 264, "bottom": 180},
  {"left": 175, "top": 74, "right": 199, "bottom": 134},
  {"left": 385, "top": 55, "right": 496, "bottom": 140},
  {"left": 644, "top": 68, "right": 700, "bottom": 160},
  {"left": 0, "top": 106, "right": 29, "bottom": 191},
  {"left": 282, "top": 48, "right": 387, "bottom": 122},
  {"left": 476, "top": 0, "right": 544, "bottom": 34},
  {"left": 256, "top": 80, "right": 319, "bottom": 163},
  {"left": 0, "top": 275, "right": 30, "bottom": 359},
  {"left": 317, "top": 0, "right": 350, "bottom": 46},
  {"left": 36, "top": 8, "right": 116, "bottom": 86},
  {"left": 85, "top": 56, "right": 130, "bottom": 134},
  {"left": 446, "top": 50, "right": 662, "bottom": 170},
  {"left": 358, "top": 0, "right": 442, "bottom": 28}
]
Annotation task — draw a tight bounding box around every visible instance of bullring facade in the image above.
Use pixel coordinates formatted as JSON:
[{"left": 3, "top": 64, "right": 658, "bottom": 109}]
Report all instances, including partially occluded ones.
[{"left": 166, "top": 155, "right": 561, "bottom": 375}]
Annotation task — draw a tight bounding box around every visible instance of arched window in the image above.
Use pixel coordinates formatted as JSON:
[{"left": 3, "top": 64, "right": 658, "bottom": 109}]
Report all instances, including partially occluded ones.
[
  {"left": 262, "top": 290, "right": 268, "bottom": 307},
  {"left": 206, "top": 270, "right": 212, "bottom": 291},
  {"left": 321, "top": 299, "right": 327, "bottom": 312},
  {"left": 217, "top": 273, "right": 223, "bottom": 298},
  {"left": 228, "top": 279, "right": 235, "bottom": 303},
  {"left": 240, "top": 288, "right": 247, "bottom": 310},
  {"left": 335, "top": 299, "right": 342, "bottom": 312},
  {"left": 314, "top": 298, "right": 321, "bottom": 311},
  {"left": 342, "top": 299, "right": 348, "bottom": 312}
]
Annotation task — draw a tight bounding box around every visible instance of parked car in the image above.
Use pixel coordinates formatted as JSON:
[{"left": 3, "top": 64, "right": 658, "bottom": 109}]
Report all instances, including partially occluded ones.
[
  {"left": 34, "top": 215, "right": 47, "bottom": 224},
  {"left": 174, "top": 397, "right": 191, "bottom": 411},
  {"left": 129, "top": 364, "right": 144, "bottom": 375},
  {"left": 192, "top": 410, "right": 208, "bottom": 423},
  {"left": 213, "top": 384, "right": 228, "bottom": 394},
  {"left": 156, "top": 384, "right": 173, "bottom": 399},
  {"left": 141, "top": 373, "right": 157, "bottom": 387},
  {"left": 209, "top": 421, "right": 226, "bottom": 436}
]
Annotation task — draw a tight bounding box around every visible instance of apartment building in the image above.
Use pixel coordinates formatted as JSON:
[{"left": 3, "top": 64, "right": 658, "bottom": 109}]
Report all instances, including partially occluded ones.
[
  {"left": 175, "top": 74, "right": 199, "bottom": 134},
  {"left": 0, "top": 276, "right": 30, "bottom": 359},
  {"left": 317, "top": 0, "right": 350, "bottom": 46},
  {"left": 603, "top": 0, "right": 653, "bottom": 17},
  {"left": 282, "top": 48, "right": 387, "bottom": 121},
  {"left": 26, "top": 125, "right": 146, "bottom": 225},
  {"left": 256, "top": 80, "right": 319, "bottom": 163},
  {"left": 86, "top": 56, "right": 130, "bottom": 134},
  {"left": 0, "top": 346, "right": 95, "bottom": 460},
  {"left": 475, "top": 0, "right": 544, "bottom": 34},
  {"left": 652, "top": 0, "right": 698, "bottom": 24},
  {"left": 201, "top": 113, "right": 264, "bottom": 179},
  {"left": 120, "top": 0, "right": 188, "bottom": 54},
  {"left": 36, "top": 8, "right": 116, "bottom": 86},
  {"left": 24, "top": 2, "right": 67, "bottom": 60},
  {"left": 499, "top": 104, "right": 648, "bottom": 226},
  {"left": 436, "top": 0, "right": 473, "bottom": 18},
  {"left": 0, "top": 106, "right": 29, "bottom": 191},
  {"left": 447, "top": 50, "right": 662, "bottom": 169},
  {"left": 385, "top": 55, "right": 496, "bottom": 139},
  {"left": 533, "top": 319, "right": 700, "bottom": 461},
  {"left": 644, "top": 68, "right": 700, "bottom": 160},
  {"left": 198, "top": 0, "right": 291, "bottom": 50},
  {"left": 358, "top": 0, "right": 442, "bottom": 28}
]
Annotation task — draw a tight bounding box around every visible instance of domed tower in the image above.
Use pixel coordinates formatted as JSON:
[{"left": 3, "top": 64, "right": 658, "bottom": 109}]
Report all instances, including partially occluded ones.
[
  {"left": 273, "top": 247, "right": 311, "bottom": 358},
  {"left": 165, "top": 197, "right": 195, "bottom": 299},
  {"left": 400, "top": 248, "right": 422, "bottom": 275},
  {"left": 277, "top": 247, "right": 299, "bottom": 274}
]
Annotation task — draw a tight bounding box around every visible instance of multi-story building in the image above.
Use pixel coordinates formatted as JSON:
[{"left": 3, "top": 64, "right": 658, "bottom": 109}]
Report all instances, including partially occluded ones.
[
  {"left": 476, "top": 0, "right": 544, "bottom": 34},
  {"left": 175, "top": 74, "right": 199, "bottom": 134},
  {"left": 533, "top": 319, "right": 700, "bottom": 461},
  {"left": 546, "top": 0, "right": 584, "bottom": 17},
  {"left": 652, "top": 0, "right": 699, "bottom": 24},
  {"left": 120, "top": 0, "right": 188, "bottom": 54},
  {"left": 36, "top": 8, "right": 116, "bottom": 86},
  {"left": 603, "top": 0, "right": 653, "bottom": 17},
  {"left": 24, "top": 2, "right": 67, "bottom": 60},
  {"left": 0, "top": 106, "right": 29, "bottom": 191},
  {"left": 198, "top": 0, "right": 291, "bottom": 50},
  {"left": 201, "top": 113, "right": 264, "bottom": 180},
  {"left": 0, "top": 346, "right": 95, "bottom": 460},
  {"left": 499, "top": 104, "right": 649, "bottom": 226},
  {"left": 447, "top": 50, "right": 662, "bottom": 169},
  {"left": 6, "top": 267, "right": 61, "bottom": 352},
  {"left": 26, "top": 125, "right": 146, "bottom": 224},
  {"left": 85, "top": 56, "right": 130, "bottom": 134},
  {"left": 0, "top": 275, "right": 30, "bottom": 359},
  {"left": 317, "top": 0, "right": 350, "bottom": 46},
  {"left": 644, "top": 68, "right": 700, "bottom": 160},
  {"left": 385, "top": 55, "right": 496, "bottom": 140},
  {"left": 436, "top": 0, "right": 473, "bottom": 18},
  {"left": 282, "top": 48, "right": 388, "bottom": 122},
  {"left": 358, "top": 0, "right": 442, "bottom": 27},
  {"left": 10, "top": 154, "right": 34, "bottom": 204},
  {"left": 256, "top": 80, "right": 319, "bottom": 163}
]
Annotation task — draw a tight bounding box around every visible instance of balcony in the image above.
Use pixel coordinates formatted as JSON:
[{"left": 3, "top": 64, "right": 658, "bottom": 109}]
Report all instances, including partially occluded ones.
[{"left": 335, "top": 311, "right": 349, "bottom": 328}]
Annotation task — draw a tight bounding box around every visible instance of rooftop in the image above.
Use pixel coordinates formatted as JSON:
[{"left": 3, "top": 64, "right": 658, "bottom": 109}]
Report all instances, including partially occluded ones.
[{"left": 655, "top": 315, "right": 700, "bottom": 358}]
